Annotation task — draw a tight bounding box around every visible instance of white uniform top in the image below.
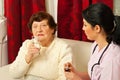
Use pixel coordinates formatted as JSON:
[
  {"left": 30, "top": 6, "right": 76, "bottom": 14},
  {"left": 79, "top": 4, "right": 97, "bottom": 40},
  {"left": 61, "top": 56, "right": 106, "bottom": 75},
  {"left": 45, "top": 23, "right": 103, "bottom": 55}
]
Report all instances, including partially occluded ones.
[{"left": 88, "top": 41, "right": 120, "bottom": 80}]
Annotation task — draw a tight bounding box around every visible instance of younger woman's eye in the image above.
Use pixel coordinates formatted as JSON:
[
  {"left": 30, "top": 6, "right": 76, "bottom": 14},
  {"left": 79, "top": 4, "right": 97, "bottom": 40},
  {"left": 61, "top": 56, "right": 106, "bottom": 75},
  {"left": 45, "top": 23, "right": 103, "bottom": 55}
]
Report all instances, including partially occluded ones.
[{"left": 83, "top": 24, "right": 87, "bottom": 27}]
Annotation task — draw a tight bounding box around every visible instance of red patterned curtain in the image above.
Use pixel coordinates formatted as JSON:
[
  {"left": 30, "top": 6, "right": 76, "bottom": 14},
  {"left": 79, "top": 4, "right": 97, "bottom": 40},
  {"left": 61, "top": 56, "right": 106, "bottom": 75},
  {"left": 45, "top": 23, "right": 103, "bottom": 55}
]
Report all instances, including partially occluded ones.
[
  {"left": 58, "top": 0, "right": 84, "bottom": 40},
  {"left": 92, "top": 0, "right": 113, "bottom": 9},
  {"left": 4, "top": 0, "right": 46, "bottom": 63},
  {"left": 57, "top": 0, "right": 113, "bottom": 41}
]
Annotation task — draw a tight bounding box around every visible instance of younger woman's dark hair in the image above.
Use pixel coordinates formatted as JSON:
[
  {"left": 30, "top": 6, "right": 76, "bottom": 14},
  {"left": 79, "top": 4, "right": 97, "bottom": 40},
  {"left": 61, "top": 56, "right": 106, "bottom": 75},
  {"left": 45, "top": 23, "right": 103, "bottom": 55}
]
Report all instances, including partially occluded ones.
[
  {"left": 82, "top": 3, "right": 120, "bottom": 45},
  {"left": 27, "top": 11, "right": 57, "bottom": 34}
]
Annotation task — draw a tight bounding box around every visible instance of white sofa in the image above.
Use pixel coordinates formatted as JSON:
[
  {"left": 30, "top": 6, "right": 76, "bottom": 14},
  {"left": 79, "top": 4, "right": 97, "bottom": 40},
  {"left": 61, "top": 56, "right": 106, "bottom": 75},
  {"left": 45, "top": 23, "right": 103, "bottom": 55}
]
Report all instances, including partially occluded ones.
[{"left": 0, "top": 39, "right": 92, "bottom": 80}]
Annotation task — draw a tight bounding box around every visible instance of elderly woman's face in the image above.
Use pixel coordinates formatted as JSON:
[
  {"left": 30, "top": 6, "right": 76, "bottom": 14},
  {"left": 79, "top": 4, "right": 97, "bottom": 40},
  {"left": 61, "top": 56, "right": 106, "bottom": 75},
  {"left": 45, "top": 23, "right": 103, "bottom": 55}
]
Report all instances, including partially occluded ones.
[{"left": 32, "top": 19, "right": 54, "bottom": 42}]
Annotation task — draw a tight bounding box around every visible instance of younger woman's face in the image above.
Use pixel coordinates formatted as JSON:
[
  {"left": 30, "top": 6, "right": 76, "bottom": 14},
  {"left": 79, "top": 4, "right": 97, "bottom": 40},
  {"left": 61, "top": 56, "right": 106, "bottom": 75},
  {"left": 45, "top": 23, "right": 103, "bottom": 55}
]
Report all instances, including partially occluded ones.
[{"left": 82, "top": 19, "right": 97, "bottom": 41}]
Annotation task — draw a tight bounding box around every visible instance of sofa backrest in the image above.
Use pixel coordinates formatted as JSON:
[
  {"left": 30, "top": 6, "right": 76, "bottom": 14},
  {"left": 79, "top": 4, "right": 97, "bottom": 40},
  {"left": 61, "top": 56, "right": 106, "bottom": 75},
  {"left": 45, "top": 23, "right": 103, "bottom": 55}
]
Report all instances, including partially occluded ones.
[{"left": 62, "top": 39, "right": 92, "bottom": 72}]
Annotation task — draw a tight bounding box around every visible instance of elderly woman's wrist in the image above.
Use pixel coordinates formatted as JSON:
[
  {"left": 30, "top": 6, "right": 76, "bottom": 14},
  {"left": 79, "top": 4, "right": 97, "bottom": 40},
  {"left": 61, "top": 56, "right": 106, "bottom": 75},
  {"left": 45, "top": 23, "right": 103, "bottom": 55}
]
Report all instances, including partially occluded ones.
[{"left": 25, "top": 54, "right": 32, "bottom": 64}]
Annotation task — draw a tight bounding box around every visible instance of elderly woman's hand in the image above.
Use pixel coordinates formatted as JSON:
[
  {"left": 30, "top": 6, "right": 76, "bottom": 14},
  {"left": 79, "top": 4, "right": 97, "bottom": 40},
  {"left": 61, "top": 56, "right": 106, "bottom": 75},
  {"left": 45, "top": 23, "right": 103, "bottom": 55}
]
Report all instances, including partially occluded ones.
[{"left": 25, "top": 42, "right": 40, "bottom": 64}]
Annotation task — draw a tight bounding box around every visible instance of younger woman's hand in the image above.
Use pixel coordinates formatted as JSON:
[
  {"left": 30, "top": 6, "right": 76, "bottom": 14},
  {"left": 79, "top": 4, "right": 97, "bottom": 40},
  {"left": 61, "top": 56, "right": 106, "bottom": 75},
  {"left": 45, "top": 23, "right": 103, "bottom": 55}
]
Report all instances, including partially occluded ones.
[{"left": 64, "top": 62, "right": 82, "bottom": 80}]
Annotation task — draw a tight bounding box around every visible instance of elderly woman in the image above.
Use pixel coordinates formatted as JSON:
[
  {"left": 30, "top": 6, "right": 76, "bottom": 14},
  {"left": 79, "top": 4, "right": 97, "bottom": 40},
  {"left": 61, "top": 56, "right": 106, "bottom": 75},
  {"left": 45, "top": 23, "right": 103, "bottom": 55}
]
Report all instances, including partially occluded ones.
[{"left": 9, "top": 11, "right": 73, "bottom": 80}]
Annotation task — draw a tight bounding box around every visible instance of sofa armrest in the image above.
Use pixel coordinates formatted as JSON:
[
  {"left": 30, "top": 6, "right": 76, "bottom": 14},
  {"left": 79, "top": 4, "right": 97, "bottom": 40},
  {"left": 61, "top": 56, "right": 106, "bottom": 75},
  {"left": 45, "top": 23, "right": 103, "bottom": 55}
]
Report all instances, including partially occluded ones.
[{"left": 0, "top": 17, "right": 8, "bottom": 67}]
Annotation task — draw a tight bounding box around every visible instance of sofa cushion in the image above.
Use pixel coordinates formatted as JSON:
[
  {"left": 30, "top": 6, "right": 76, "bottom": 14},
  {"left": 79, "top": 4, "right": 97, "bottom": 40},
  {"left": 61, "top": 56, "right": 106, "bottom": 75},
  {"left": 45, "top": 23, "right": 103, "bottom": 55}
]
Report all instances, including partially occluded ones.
[{"left": 0, "top": 65, "right": 23, "bottom": 80}]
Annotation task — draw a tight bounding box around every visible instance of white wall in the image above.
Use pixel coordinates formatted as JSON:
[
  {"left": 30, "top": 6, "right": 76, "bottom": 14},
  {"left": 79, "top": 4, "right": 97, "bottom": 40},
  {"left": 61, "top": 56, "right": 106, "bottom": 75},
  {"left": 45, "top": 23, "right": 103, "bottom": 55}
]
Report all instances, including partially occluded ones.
[
  {"left": 0, "top": 0, "right": 4, "bottom": 16},
  {"left": 45, "top": 0, "right": 58, "bottom": 36},
  {"left": 45, "top": 0, "right": 58, "bottom": 23},
  {"left": 114, "top": 0, "right": 120, "bottom": 16}
]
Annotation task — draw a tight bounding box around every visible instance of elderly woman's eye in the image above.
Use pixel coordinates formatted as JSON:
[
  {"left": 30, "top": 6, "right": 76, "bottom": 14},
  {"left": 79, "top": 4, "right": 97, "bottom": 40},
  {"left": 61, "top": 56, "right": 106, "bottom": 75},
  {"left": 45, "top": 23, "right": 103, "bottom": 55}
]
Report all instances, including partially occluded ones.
[
  {"left": 42, "top": 25, "right": 46, "bottom": 26},
  {"left": 41, "top": 24, "right": 48, "bottom": 28},
  {"left": 33, "top": 25, "right": 37, "bottom": 28}
]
